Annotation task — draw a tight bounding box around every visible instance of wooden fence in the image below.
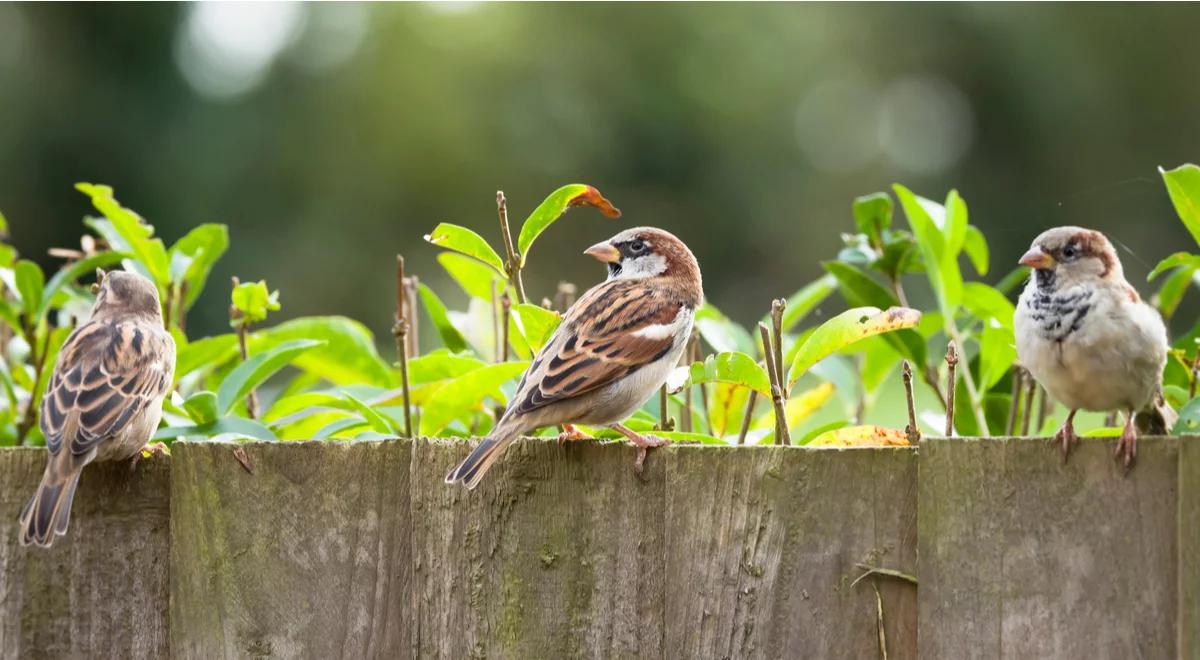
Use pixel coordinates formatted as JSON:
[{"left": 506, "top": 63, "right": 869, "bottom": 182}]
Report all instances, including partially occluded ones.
[{"left": 0, "top": 437, "right": 1195, "bottom": 658}]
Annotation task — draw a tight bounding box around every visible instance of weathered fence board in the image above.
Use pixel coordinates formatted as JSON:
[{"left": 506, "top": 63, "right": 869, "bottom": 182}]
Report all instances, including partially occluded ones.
[
  {"left": 0, "top": 447, "right": 170, "bottom": 660},
  {"left": 918, "top": 436, "right": 1180, "bottom": 659},
  {"left": 170, "top": 440, "right": 412, "bottom": 659},
  {"left": 664, "top": 445, "right": 917, "bottom": 659},
  {"left": 1, "top": 437, "right": 1195, "bottom": 659}
]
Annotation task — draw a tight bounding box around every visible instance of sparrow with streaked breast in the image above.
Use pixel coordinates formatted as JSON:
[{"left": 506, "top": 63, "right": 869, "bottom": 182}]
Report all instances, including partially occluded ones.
[
  {"left": 1014, "top": 227, "right": 1171, "bottom": 470},
  {"left": 19, "top": 270, "right": 175, "bottom": 547},
  {"left": 445, "top": 227, "right": 703, "bottom": 489}
]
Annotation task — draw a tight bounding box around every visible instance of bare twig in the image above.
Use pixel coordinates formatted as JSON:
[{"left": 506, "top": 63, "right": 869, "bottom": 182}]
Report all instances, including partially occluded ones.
[
  {"left": 872, "top": 581, "right": 888, "bottom": 660},
  {"left": 232, "top": 446, "right": 254, "bottom": 474},
  {"left": 14, "top": 327, "right": 50, "bottom": 446},
  {"left": 392, "top": 256, "right": 413, "bottom": 438},
  {"left": 1005, "top": 368, "right": 1023, "bottom": 436},
  {"left": 496, "top": 191, "right": 527, "bottom": 304},
  {"left": 770, "top": 298, "right": 786, "bottom": 395},
  {"left": 230, "top": 276, "right": 258, "bottom": 419},
  {"left": 922, "top": 366, "right": 948, "bottom": 410},
  {"left": 405, "top": 275, "right": 419, "bottom": 358},
  {"left": 554, "top": 281, "right": 577, "bottom": 312},
  {"left": 737, "top": 391, "right": 757, "bottom": 445},
  {"left": 500, "top": 292, "right": 511, "bottom": 363},
  {"left": 681, "top": 332, "right": 701, "bottom": 433},
  {"left": 1036, "top": 383, "right": 1050, "bottom": 434},
  {"left": 852, "top": 563, "right": 919, "bottom": 588},
  {"left": 944, "top": 341, "right": 958, "bottom": 437},
  {"left": 1021, "top": 375, "right": 1037, "bottom": 436},
  {"left": 1190, "top": 346, "right": 1200, "bottom": 400},
  {"left": 490, "top": 282, "right": 500, "bottom": 363},
  {"left": 759, "top": 322, "right": 790, "bottom": 446},
  {"left": 902, "top": 361, "right": 920, "bottom": 443},
  {"left": 657, "top": 386, "right": 675, "bottom": 432}
]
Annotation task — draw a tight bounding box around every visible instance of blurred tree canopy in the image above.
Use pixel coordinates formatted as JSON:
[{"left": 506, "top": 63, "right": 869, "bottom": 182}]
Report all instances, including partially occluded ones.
[{"left": 2, "top": 3, "right": 1199, "bottom": 341}]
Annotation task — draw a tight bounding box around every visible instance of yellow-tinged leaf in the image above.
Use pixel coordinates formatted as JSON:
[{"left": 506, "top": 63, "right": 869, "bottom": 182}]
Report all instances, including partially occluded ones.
[
  {"left": 808, "top": 425, "right": 910, "bottom": 447},
  {"left": 787, "top": 306, "right": 921, "bottom": 391},
  {"left": 752, "top": 382, "right": 835, "bottom": 430}
]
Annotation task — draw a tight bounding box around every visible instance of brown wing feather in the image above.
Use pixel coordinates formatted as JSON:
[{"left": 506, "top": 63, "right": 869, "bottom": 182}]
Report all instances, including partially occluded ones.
[
  {"left": 510, "top": 280, "right": 684, "bottom": 416},
  {"left": 40, "top": 319, "right": 174, "bottom": 457}
]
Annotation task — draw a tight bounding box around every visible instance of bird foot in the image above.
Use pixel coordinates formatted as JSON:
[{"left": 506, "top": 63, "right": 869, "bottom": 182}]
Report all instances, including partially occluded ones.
[
  {"left": 129, "top": 442, "right": 169, "bottom": 472},
  {"left": 1115, "top": 418, "right": 1137, "bottom": 473},
  {"left": 557, "top": 424, "right": 593, "bottom": 447},
  {"left": 1053, "top": 421, "right": 1078, "bottom": 464},
  {"left": 627, "top": 433, "right": 669, "bottom": 476}
]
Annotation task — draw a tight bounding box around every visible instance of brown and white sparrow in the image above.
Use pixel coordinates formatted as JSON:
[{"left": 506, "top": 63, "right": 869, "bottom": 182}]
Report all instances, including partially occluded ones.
[
  {"left": 19, "top": 271, "right": 175, "bottom": 547},
  {"left": 445, "top": 227, "right": 703, "bottom": 489},
  {"left": 1014, "top": 227, "right": 1170, "bottom": 469}
]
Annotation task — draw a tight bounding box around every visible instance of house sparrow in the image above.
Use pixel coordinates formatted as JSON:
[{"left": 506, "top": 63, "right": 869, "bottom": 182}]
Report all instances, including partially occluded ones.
[
  {"left": 1014, "top": 227, "right": 1170, "bottom": 470},
  {"left": 19, "top": 271, "right": 175, "bottom": 547},
  {"left": 445, "top": 227, "right": 703, "bottom": 489}
]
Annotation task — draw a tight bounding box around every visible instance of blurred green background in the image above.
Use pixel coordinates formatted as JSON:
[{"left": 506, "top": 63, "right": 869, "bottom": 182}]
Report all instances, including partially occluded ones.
[{"left": 3, "top": 3, "right": 1199, "bottom": 342}]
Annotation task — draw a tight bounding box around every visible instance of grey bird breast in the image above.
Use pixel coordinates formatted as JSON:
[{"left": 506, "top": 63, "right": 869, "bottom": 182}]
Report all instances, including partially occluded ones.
[{"left": 1024, "top": 286, "right": 1095, "bottom": 343}]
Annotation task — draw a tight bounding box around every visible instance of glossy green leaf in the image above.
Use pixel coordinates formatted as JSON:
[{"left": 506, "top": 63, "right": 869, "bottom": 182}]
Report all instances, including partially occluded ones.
[
  {"left": 787, "top": 306, "right": 921, "bottom": 391},
  {"left": 14, "top": 260, "right": 44, "bottom": 320},
  {"left": 780, "top": 274, "right": 837, "bottom": 332},
  {"left": 1148, "top": 251, "right": 1200, "bottom": 282},
  {"left": 231, "top": 280, "right": 280, "bottom": 326},
  {"left": 1157, "top": 265, "right": 1197, "bottom": 320},
  {"left": 417, "top": 282, "right": 469, "bottom": 353},
  {"left": 1173, "top": 395, "right": 1200, "bottom": 435},
  {"left": 216, "top": 339, "right": 324, "bottom": 414},
  {"left": 678, "top": 351, "right": 771, "bottom": 398},
  {"left": 961, "top": 282, "right": 1016, "bottom": 331},
  {"left": 695, "top": 303, "right": 755, "bottom": 355},
  {"left": 175, "top": 334, "right": 240, "bottom": 382},
  {"left": 254, "top": 316, "right": 393, "bottom": 386},
  {"left": 963, "top": 225, "right": 989, "bottom": 275},
  {"left": 516, "top": 184, "right": 621, "bottom": 267},
  {"left": 183, "top": 391, "right": 219, "bottom": 425},
  {"left": 510, "top": 303, "right": 561, "bottom": 354},
  {"left": 852, "top": 192, "right": 892, "bottom": 244},
  {"left": 76, "top": 183, "right": 170, "bottom": 287},
  {"left": 1160, "top": 164, "right": 1200, "bottom": 247},
  {"left": 978, "top": 321, "right": 1016, "bottom": 391},
  {"left": 424, "top": 222, "right": 506, "bottom": 275},
  {"left": 39, "top": 251, "right": 127, "bottom": 320},
  {"left": 407, "top": 350, "right": 487, "bottom": 383},
  {"left": 823, "top": 261, "right": 896, "bottom": 308},
  {"left": 894, "top": 184, "right": 961, "bottom": 317},
  {"left": 169, "top": 224, "right": 229, "bottom": 309},
  {"left": 341, "top": 392, "right": 397, "bottom": 435},
  {"left": 155, "top": 416, "right": 278, "bottom": 441},
  {"left": 419, "top": 361, "right": 529, "bottom": 435},
  {"left": 438, "top": 252, "right": 506, "bottom": 300}
]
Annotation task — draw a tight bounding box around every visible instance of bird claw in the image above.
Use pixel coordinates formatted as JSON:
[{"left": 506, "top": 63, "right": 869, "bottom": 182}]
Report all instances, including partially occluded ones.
[
  {"left": 1115, "top": 425, "right": 1137, "bottom": 474},
  {"left": 628, "top": 433, "right": 668, "bottom": 477},
  {"left": 556, "top": 424, "right": 593, "bottom": 447},
  {"left": 1053, "top": 423, "right": 1078, "bottom": 464}
]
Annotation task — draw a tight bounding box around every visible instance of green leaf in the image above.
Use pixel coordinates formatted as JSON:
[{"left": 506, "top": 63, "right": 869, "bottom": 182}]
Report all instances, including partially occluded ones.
[
  {"left": 510, "top": 303, "right": 561, "bottom": 354},
  {"left": 696, "top": 304, "right": 756, "bottom": 355},
  {"left": 787, "top": 306, "right": 922, "bottom": 392},
  {"left": 1172, "top": 396, "right": 1200, "bottom": 435},
  {"left": 424, "top": 223, "right": 506, "bottom": 275},
  {"left": 961, "top": 282, "right": 1016, "bottom": 331},
  {"left": 780, "top": 274, "right": 837, "bottom": 332},
  {"left": 678, "top": 351, "right": 772, "bottom": 399},
  {"left": 963, "top": 225, "right": 989, "bottom": 275},
  {"left": 417, "top": 283, "right": 469, "bottom": 353},
  {"left": 407, "top": 350, "right": 487, "bottom": 383},
  {"left": 1160, "top": 164, "right": 1200, "bottom": 248},
  {"left": 341, "top": 392, "right": 397, "bottom": 435},
  {"left": 39, "top": 251, "right": 127, "bottom": 320},
  {"left": 175, "top": 334, "right": 240, "bottom": 382},
  {"left": 823, "top": 261, "right": 897, "bottom": 308},
  {"left": 978, "top": 322, "right": 1016, "bottom": 391},
  {"left": 438, "top": 252, "right": 506, "bottom": 300},
  {"left": 852, "top": 192, "right": 893, "bottom": 244},
  {"left": 169, "top": 224, "right": 229, "bottom": 309},
  {"left": 894, "top": 184, "right": 961, "bottom": 317},
  {"left": 1157, "top": 265, "right": 1197, "bottom": 320},
  {"left": 516, "top": 184, "right": 621, "bottom": 268},
  {"left": 13, "top": 260, "right": 44, "bottom": 321},
  {"left": 75, "top": 183, "right": 170, "bottom": 287},
  {"left": 419, "top": 361, "right": 529, "bottom": 435},
  {"left": 254, "top": 316, "right": 393, "bottom": 387},
  {"left": 183, "top": 391, "right": 220, "bottom": 425},
  {"left": 707, "top": 382, "right": 751, "bottom": 438},
  {"left": 216, "top": 339, "right": 325, "bottom": 414},
  {"left": 994, "top": 267, "right": 1029, "bottom": 296},
  {"left": 155, "top": 416, "right": 278, "bottom": 441},
  {"left": 1148, "top": 252, "right": 1200, "bottom": 282},
  {"left": 231, "top": 280, "right": 280, "bottom": 326}
]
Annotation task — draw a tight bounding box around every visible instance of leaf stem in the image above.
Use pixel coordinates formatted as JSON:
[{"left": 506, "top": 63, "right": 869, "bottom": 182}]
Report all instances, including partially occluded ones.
[
  {"left": 14, "top": 322, "right": 50, "bottom": 446},
  {"left": 944, "top": 341, "right": 957, "bottom": 437},
  {"left": 737, "top": 391, "right": 757, "bottom": 445},
  {"left": 759, "top": 322, "right": 790, "bottom": 446},
  {"left": 1005, "top": 368, "right": 1023, "bottom": 436},
  {"left": 1021, "top": 377, "right": 1037, "bottom": 436},
  {"left": 392, "top": 255, "right": 413, "bottom": 438},
  {"left": 230, "top": 276, "right": 258, "bottom": 420},
  {"left": 500, "top": 292, "right": 511, "bottom": 363},
  {"left": 902, "top": 361, "right": 920, "bottom": 443},
  {"left": 496, "top": 191, "right": 527, "bottom": 305}
]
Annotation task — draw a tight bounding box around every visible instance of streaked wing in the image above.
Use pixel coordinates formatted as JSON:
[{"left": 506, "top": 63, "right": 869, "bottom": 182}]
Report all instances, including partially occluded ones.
[
  {"left": 40, "top": 319, "right": 174, "bottom": 456},
  {"left": 510, "top": 280, "right": 685, "bottom": 416}
]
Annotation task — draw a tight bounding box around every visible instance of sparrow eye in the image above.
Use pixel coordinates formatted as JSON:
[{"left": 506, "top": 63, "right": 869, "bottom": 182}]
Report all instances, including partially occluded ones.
[
  {"left": 1062, "top": 244, "right": 1078, "bottom": 259},
  {"left": 629, "top": 240, "right": 646, "bottom": 254}
]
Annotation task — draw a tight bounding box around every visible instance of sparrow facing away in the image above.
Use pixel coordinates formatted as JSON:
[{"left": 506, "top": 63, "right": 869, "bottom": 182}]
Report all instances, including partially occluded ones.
[
  {"left": 445, "top": 227, "right": 703, "bottom": 489},
  {"left": 19, "top": 271, "right": 175, "bottom": 547},
  {"left": 1014, "top": 227, "right": 1170, "bottom": 469}
]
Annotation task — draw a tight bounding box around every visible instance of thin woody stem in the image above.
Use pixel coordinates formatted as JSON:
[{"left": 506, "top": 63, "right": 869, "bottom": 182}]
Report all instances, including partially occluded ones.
[
  {"left": 496, "top": 191, "right": 527, "bottom": 304},
  {"left": 1005, "top": 368, "right": 1023, "bottom": 436},
  {"left": 759, "top": 322, "right": 790, "bottom": 446},
  {"left": 737, "top": 391, "right": 757, "bottom": 446},
  {"left": 902, "top": 361, "right": 920, "bottom": 443},
  {"left": 393, "top": 255, "right": 413, "bottom": 438},
  {"left": 944, "top": 341, "right": 958, "bottom": 437}
]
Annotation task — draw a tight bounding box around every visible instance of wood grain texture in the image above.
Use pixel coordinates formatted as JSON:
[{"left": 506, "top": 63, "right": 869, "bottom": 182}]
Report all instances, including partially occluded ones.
[
  {"left": 0, "top": 447, "right": 170, "bottom": 660},
  {"left": 664, "top": 445, "right": 918, "bottom": 659},
  {"left": 918, "top": 436, "right": 1180, "bottom": 659},
  {"left": 169, "top": 440, "right": 412, "bottom": 659},
  {"left": 410, "top": 437, "right": 665, "bottom": 659},
  {"left": 1181, "top": 437, "right": 1199, "bottom": 657}
]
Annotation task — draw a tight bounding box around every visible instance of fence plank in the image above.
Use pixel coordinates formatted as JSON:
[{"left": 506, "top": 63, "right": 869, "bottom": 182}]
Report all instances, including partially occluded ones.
[
  {"left": 410, "top": 438, "right": 665, "bottom": 659},
  {"left": 0, "top": 447, "right": 170, "bottom": 660},
  {"left": 918, "top": 437, "right": 1179, "bottom": 659},
  {"left": 1181, "top": 438, "right": 1200, "bottom": 657},
  {"left": 169, "top": 440, "right": 412, "bottom": 659},
  {"left": 664, "top": 445, "right": 918, "bottom": 659}
]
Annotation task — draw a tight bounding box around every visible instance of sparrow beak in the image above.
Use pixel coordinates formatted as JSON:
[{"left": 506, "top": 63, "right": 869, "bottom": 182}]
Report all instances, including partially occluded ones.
[
  {"left": 1019, "top": 247, "right": 1056, "bottom": 270},
  {"left": 584, "top": 242, "right": 621, "bottom": 264}
]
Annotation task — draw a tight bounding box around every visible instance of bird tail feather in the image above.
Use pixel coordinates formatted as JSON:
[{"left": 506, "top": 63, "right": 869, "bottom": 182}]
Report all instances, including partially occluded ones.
[
  {"left": 19, "top": 470, "right": 82, "bottom": 548},
  {"left": 444, "top": 418, "right": 524, "bottom": 489}
]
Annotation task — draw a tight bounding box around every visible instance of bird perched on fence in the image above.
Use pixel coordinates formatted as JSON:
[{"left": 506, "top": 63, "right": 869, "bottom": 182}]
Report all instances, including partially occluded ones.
[
  {"left": 1014, "top": 227, "right": 1172, "bottom": 470},
  {"left": 19, "top": 270, "right": 175, "bottom": 547},
  {"left": 445, "top": 227, "right": 703, "bottom": 489}
]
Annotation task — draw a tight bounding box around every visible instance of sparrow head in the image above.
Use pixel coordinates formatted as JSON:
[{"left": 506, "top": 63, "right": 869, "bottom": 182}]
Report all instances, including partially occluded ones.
[
  {"left": 92, "top": 270, "right": 162, "bottom": 321},
  {"left": 1020, "top": 226, "right": 1122, "bottom": 289},
  {"left": 584, "top": 227, "right": 702, "bottom": 295}
]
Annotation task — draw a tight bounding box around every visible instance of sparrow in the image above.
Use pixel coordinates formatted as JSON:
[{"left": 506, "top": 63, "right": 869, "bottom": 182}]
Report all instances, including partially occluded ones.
[
  {"left": 445, "top": 227, "right": 703, "bottom": 489},
  {"left": 19, "top": 270, "right": 175, "bottom": 547},
  {"left": 1014, "top": 227, "right": 1171, "bottom": 470}
]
